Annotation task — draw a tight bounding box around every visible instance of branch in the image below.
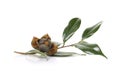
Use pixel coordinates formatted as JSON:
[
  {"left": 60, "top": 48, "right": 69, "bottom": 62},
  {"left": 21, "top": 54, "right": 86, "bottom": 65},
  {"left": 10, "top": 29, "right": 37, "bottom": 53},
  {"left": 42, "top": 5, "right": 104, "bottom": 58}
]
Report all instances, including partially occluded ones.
[
  {"left": 58, "top": 44, "right": 74, "bottom": 49},
  {"left": 14, "top": 51, "right": 36, "bottom": 55}
]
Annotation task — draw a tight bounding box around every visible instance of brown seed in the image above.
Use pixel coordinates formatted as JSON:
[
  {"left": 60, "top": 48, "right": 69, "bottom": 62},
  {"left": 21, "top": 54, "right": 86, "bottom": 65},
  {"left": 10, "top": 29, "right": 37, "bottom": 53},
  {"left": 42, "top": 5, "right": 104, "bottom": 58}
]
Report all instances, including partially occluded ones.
[{"left": 39, "top": 44, "right": 50, "bottom": 52}]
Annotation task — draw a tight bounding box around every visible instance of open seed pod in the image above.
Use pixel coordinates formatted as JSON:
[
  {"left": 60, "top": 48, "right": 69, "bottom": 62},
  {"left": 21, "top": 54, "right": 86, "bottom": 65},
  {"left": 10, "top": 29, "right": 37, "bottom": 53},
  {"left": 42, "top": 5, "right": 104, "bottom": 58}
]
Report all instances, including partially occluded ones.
[{"left": 31, "top": 34, "right": 58, "bottom": 56}]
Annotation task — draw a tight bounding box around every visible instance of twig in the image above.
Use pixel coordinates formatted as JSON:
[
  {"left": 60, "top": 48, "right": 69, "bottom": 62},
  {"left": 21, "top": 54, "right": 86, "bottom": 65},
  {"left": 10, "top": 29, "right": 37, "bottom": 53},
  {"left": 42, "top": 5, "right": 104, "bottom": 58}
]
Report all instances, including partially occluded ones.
[
  {"left": 14, "top": 51, "right": 36, "bottom": 55},
  {"left": 58, "top": 44, "right": 74, "bottom": 49}
]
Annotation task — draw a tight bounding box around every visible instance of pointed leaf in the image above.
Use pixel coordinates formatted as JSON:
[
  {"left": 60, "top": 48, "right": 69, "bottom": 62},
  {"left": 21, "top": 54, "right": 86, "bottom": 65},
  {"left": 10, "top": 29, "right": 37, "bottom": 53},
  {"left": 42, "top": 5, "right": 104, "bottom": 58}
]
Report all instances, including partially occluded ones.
[
  {"left": 74, "top": 41, "right": 107, "bottom": 59},
  {"left": 63, "top": 18, "right": 81, "bottom": 44},
  {"left": 82, "top": 21, "right": 102, "bottom": 40}
]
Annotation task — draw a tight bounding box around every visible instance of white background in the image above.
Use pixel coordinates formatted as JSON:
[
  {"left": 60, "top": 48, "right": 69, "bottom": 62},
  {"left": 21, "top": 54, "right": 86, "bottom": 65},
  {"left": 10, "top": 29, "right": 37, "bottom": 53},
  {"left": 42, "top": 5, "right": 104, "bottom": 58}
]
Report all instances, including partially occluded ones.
[{"left": 0, "top": 0, "right": 120, "bottom": 80}]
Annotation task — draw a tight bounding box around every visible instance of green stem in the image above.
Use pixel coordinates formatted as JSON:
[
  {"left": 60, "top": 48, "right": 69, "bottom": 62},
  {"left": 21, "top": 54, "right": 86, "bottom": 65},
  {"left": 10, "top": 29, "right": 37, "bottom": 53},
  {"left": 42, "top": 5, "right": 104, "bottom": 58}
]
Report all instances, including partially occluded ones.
[
  {"left": 14, "top": 51, "right": 48, "bottom": 60},
  {"left": 79, "top": 39, "right": 84, "bottom": 43},
  {"left": 58, "top": 40, "right": 83, "bottom": 49},
  {"left": 62, "top": 42, "right": 65, "bottom": 47}
]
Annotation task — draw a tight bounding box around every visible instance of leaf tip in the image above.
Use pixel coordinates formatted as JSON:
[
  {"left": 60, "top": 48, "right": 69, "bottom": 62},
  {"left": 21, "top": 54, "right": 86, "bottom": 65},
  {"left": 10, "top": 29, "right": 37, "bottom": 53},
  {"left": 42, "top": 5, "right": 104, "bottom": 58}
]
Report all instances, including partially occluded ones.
[
  {"left": 102, "top": 54, "right": 108, "bottom": 59},
  {"left": 98, "top": 21, "right": 103, "bottom": 26}
]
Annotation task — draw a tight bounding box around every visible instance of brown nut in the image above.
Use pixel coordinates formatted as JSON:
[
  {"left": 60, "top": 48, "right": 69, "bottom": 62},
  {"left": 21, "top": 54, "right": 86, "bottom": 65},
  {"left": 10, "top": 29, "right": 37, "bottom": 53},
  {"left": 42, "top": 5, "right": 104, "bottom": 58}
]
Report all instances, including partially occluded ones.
[
  {"left": 31, "top": 34, "right": 58, "bottom": 56},
  {"left": 39, "top": 44, "right": 50, "bottom": 52},
  {"left": 38, "top": 38, "right": 52, "bottom": 48}
]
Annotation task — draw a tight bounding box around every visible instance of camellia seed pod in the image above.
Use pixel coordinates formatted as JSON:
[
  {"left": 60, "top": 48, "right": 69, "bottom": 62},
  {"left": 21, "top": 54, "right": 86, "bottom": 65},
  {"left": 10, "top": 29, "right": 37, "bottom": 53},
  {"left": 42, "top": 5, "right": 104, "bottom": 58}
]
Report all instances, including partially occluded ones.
[
  {"left": 31, "top": 36, "right": 39, "bottom": 50},
  {"left": 31, "top": 34, "right": 58, "bottom": 56}
]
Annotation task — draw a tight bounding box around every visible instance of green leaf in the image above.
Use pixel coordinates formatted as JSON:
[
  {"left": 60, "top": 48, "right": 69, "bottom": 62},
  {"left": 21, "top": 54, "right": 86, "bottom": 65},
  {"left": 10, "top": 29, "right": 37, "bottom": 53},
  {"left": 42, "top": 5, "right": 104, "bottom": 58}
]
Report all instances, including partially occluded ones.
[
  {"left": 74, "top": 41, "right": 107, "bottom": 59},
  {"left": 27, "top": 49, "right": 48, "bottom": 59},
  {"left": 53, "top": 52, "right": 77, "bottom": 57},
  {"left": 82, "top": 21, "right": 102, "bottom": 40},
  {"left": 63, "top": 18, "right": 81, "bottom": 44},
  {"left": 38, "top": 53, "right": 48, "bottom": 60},
  {"left": 27, "top": 49, "right": 40, "bottom": 53},
  {"left": 37, "top": 51, "right": 48, "bottom": 57}
]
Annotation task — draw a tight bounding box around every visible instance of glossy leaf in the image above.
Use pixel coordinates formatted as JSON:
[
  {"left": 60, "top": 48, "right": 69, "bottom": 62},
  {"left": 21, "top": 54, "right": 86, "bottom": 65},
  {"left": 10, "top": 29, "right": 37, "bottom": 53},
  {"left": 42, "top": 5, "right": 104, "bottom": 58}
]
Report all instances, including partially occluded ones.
[
  {"left": 27, "top": 49, "right": 48, "bottom": 59},
  {"left": 74, "top": 41, "right": 107, "bottom": 59},
  {"left": 82, "top": 21, "right": 102, "bottom": 40},
  {"left": 37, "top": 52, "right": 48, "bottom": 60},
  {"left": 63, "top": 18, "right": 81, "bottom": 44},
  {"left": 27, "top": 49, "right": 40, "bottom": 53},
  {"left": 53, "top": 52, "right": 77, "bottom": 57}
]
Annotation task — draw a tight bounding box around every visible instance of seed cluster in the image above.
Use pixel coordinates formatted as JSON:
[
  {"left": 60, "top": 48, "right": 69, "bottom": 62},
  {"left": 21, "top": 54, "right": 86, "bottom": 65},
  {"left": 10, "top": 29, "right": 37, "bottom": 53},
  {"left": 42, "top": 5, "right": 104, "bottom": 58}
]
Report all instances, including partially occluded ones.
[{"left": 31, "top": 34, "right": 58, "bottom": 56}]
